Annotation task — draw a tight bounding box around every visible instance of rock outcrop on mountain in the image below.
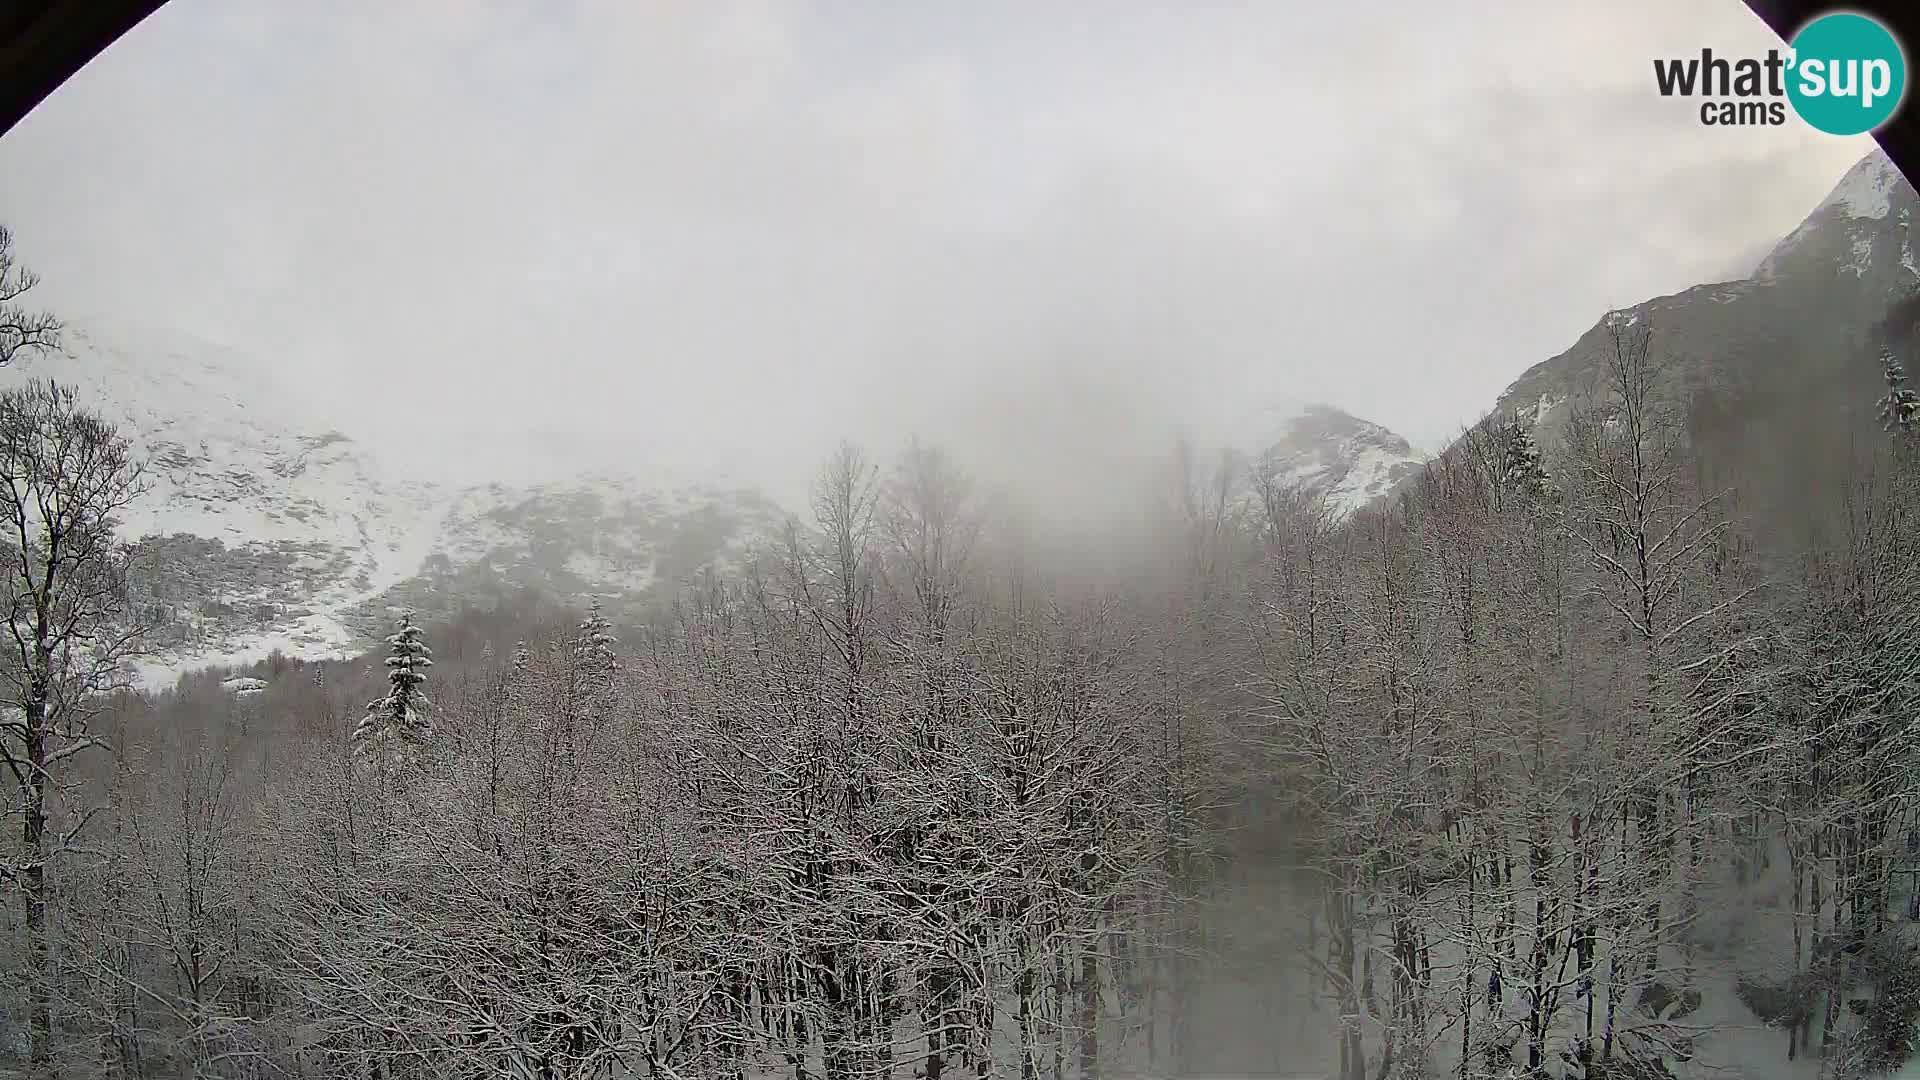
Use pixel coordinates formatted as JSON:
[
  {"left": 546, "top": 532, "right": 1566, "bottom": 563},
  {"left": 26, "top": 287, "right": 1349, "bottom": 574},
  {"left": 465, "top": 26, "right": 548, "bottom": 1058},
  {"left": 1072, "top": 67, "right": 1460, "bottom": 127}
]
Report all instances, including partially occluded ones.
[
  {"left": 1228, "top": 401, "right": 1428, "bottom": 514},
  {"left": 1492, "top": 148, "right": 1920, "bottom": 453}
]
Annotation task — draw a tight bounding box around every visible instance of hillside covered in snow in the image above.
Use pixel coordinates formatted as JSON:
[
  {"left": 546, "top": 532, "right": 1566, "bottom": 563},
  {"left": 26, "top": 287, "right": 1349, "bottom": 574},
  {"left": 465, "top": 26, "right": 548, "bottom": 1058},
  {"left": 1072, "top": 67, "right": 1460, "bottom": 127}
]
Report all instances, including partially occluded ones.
[{"left": 0, "top": 324, "right": 783, "bottom": 687}]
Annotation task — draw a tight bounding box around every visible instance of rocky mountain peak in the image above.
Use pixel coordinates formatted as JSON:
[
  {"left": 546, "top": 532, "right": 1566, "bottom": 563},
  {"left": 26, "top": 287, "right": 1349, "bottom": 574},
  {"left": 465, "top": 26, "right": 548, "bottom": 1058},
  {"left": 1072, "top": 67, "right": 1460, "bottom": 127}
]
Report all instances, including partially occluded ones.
[
  {"left": 1755, "top": 147, "right": 1917, "bottom": 283},
  {"left": 1226, "top": 400, "right": 1426, "bottom": 514}
]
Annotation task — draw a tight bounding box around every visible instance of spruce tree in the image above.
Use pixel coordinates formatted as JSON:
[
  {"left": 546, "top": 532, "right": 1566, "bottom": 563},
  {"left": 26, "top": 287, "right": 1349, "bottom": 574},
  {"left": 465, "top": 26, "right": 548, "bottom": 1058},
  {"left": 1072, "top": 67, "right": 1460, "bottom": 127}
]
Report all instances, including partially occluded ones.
[
  {"left": 353, "top": 613, "right": 435, "bottom": 753},
  {"left": 1879, "top": 349, "right": 1920, "bottom": 434},
  {"left": 570, "top": 599, "right": 619, "bottom": 696},
  {"left": 1502, "top": 418, "right": 1555, "bottom": 500}
]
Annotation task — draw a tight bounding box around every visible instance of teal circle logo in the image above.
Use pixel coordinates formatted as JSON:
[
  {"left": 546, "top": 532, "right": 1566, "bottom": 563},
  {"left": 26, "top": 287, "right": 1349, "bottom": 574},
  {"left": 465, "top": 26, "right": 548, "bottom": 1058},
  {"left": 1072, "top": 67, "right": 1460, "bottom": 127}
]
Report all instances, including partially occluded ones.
[{"left": 1787, "top": 13, "right": 1906, "bottom": 135}]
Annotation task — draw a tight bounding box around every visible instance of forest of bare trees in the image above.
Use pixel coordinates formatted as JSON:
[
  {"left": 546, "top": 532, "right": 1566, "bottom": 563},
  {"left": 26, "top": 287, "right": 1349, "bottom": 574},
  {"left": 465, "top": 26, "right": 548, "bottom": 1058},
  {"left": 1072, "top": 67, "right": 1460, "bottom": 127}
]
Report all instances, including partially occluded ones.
[{"left": 6, "top": 274, "right": 1920, "bottom": 1080}]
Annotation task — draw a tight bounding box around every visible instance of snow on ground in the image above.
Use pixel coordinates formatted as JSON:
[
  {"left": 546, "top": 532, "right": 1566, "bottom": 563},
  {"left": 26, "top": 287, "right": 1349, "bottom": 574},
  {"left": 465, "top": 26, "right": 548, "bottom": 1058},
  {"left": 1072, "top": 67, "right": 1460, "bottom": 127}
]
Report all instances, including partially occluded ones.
[
  {"left": 1683, "top": 969, "right": 1821, "bottom": 1080},
  {"left": 1328, "top": 441, "right": 1422, "bottom": 508},
  {"left": 1847, "top": 234, "right": 1876, "bottom": 276},
  {"left": 134, "top": 635, "right": 325, "bottom": 693},
  {"left": 1828, "top": 148, "right": 1901, "bottom": 221},
  {"left": 130, "top": 606, "right": 370, "bottom": 692},
  {"left": 1182, "top": 831, "right": 1890, "bottom": 1080}
]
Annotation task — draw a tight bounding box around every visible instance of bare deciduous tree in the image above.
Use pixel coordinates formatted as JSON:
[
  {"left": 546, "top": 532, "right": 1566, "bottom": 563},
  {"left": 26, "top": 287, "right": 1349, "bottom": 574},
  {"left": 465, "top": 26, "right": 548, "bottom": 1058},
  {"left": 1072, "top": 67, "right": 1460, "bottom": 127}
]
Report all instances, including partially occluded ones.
[
  {"left": 0, "top": 227, "right": 60, "bottom": 369},
  {"left": 0, "top": 380, "right": 143, "bottom": 1073}
]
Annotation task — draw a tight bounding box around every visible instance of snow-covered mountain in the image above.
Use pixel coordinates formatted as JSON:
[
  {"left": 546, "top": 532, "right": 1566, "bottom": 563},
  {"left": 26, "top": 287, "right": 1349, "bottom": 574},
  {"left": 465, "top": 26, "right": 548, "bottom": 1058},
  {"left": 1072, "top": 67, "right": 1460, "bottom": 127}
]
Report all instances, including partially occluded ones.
[
  {"left": 0, "top": 324, "right": 782, "bottom": 687},
  {"left": 1754, "top": 148, "right": 1915, "bottom": 282},
  {"left": 0, "top": 321, "right": 1429, "bottom": 684},
  {"left": 1489, "top": 146, "right": 1920, "bottom": 450},
  {"left": 1228, "top": 401, "right": 1427, "bottom": 514}
]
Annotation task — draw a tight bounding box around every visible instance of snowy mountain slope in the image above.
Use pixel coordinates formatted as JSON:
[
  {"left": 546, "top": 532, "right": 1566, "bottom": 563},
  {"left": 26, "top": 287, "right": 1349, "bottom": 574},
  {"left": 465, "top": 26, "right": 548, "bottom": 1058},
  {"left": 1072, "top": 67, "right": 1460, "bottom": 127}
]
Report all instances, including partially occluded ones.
[
  {"left": 0, "top": 325, "right": 449, "bottom": 676},
  {"left": 1227, "top": 401, "right": 1428, "bottom": 515},
  {"left": 2, "top": 322, "right": 445, "bottom": 561},
  {"left": 1487, "top": 146, "right": 1920, "bottom": 454},
  {"left": 0, "top": 323, "right": 781, "bottom": 687},
  {"left": 350, "top": 471, "right": 781, "bottom": 634},
  {"left": 1755, "top": 148, "right": 1911, "bottom": 279}
]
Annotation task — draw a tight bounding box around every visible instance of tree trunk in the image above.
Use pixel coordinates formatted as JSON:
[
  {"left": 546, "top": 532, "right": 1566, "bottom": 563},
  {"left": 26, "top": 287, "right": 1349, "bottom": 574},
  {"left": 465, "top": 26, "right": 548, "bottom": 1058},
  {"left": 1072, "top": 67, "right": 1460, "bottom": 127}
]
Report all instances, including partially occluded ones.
[
  {"left": 24, "top": 688, "right": 51, "bottom": 1077},
  {"left": 1080, "top": 940, "right": 1100, "bottom": 1080}
]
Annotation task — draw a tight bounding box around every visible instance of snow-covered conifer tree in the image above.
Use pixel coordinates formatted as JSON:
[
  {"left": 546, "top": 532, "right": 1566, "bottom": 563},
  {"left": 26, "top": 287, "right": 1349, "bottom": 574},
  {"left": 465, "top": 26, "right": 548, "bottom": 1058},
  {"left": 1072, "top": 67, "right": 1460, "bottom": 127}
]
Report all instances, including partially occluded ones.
[
  {"left": 1879, "top": 349, "right": 1919, "bottom": 434},
  {"left": 570, "top": 599, "right": 618, "bottom": 689},
  {"left": 1502, "top": 417, "right": 1555, "bottom": 499},
  {"left": 352, "top": 613, "right": 434, "bottom": 753}
]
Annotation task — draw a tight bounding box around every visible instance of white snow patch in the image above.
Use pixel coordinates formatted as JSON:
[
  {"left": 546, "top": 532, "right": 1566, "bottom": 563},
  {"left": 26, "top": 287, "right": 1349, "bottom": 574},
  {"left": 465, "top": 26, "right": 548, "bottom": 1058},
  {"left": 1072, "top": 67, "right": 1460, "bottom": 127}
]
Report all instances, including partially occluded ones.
[
  {"left": 1532, "top": 392, "right": 1567, "bottom": 428},
  {"left": 220, "top": 676, "right": 269, "bottom": 695},
  {"left": 1328, "top": 443, "right": 1417, "bottom": 507},
  {"left": 1825, "top": 147, "right": 1902, "bottom": 220},
  {"left": 1847, "top": 234, "right": 1875, "bottom": 276}
]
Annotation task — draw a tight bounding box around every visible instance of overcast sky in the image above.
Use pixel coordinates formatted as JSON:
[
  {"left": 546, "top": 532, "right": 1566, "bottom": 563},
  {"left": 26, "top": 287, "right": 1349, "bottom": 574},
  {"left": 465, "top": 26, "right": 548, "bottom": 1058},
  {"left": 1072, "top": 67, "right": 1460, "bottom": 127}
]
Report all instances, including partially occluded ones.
[{"left": 0, "top": 0, "right": 1879, "bottom": 499}]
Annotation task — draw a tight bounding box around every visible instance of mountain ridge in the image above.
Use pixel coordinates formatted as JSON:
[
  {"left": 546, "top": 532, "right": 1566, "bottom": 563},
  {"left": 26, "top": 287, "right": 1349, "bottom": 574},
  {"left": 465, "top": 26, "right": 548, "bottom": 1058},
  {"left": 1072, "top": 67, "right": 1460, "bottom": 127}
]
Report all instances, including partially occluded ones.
[
  {"left": 0, "top": 326, "right": 785, "bottom": 688},
  {"left": 31, "top": 135, "right": 1906, "bottom": 682},
  {"left": 1474, "top": 147, "right": 1918, "bottom": 463},
  {"left": 0, "top": 323, "right": 1424, "bottom": 685}
]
